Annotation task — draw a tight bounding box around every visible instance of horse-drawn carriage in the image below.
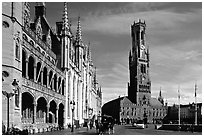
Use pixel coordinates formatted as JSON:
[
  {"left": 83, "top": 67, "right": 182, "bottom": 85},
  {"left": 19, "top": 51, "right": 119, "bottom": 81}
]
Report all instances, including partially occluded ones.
[{"left": 96, "top": 115, "right": 115, "bottom": 135}]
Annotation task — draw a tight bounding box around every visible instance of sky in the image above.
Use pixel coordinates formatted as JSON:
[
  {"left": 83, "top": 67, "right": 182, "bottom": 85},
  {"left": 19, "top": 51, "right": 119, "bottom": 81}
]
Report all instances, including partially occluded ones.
[{"left": 30, "top": 2, "right": 202, "bottom": 106}]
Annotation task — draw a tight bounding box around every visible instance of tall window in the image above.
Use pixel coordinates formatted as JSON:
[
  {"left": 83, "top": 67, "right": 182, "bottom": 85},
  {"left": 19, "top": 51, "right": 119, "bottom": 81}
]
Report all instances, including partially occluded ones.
[
  {"left": 141, "top": 31, "right": 144, "bottom": 40},
  {"left": 22, "top": 50, "right": 26, "bottom": 77},
  {"left": 136, "top": 31, "right": 140, "bottom": 40},
  {"left": 15, "top": 87, "right": 20, "bottom": 107},
  {"left": 141, "top": 64, "right": 146, "bottom": 73},
  {"left": 15, "top": 38, "right": 20, "bottom": 59}
]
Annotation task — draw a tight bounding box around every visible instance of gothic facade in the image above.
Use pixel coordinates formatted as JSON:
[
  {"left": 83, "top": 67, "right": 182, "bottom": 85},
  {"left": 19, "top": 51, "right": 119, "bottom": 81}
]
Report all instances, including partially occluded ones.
[{"left": 2, "top": 2, "right": 102, "bottom": 133}]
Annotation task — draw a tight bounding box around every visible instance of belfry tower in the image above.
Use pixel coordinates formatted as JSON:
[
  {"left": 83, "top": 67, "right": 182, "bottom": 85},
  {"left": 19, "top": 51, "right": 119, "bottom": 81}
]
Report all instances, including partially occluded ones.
[{"left": 128, "top": 19, "right": 151, "bottom": 105}]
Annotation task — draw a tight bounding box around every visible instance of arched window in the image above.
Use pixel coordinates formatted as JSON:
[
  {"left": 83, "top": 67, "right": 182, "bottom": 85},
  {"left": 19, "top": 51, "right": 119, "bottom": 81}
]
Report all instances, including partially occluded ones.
[
  {"left": 136, "top": 31, "right": 140, "bottom": 40},
  {"left": 15, "top": 38, "right": 20, "bottom": 59},
  {"left": 15, "top": 87, "right": 20, "bottom": 108},
  {"left": 36, "top": 46, "right": 40, "bottom": 52},
  {"left": 2, "top": 21, "right": 9, "bottom": 28},
  {"left": 62, "top": 80, "right": 65, "bottom": 96},
  {"left": 42, "top": 51, "right": 45, "bottom": 56},
  {"left": 22, "top": 49, "right": 26, "bottom": 77},
  {"left": 22, "top": 33, "right": 28, "bottom": 41},
  {"left": 141, "top": 64, "right": 146, "bottom": 73},
  {"left": 54, "top": 74, "right": 57, "bottom": 91},
  {"left": 47, "top": 56, "right": 50, "bottom": 61},
  {"left": 141, "top": 31, "right": 144, "bottom": 40},
  {"left": 30, "top": 40, "right": 34, "bottom": 46},
  {"left": 28, "top": 56, "right": 34, "bottom": 80},
  {"left": 51, "top": 59, "right": 55, "bottom": 64}
]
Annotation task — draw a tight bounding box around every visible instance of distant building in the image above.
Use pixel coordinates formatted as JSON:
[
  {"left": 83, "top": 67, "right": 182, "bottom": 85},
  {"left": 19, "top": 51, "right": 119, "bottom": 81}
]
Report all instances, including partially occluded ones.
[
  {"left": 164, "top": 103, "right": 202, "bottom": 124},
  {"left": 102, "top": 20, "right": 167, "bottom": 124},
  {"left": 2, "top": 2, "right": 102, "bottom": 133}
]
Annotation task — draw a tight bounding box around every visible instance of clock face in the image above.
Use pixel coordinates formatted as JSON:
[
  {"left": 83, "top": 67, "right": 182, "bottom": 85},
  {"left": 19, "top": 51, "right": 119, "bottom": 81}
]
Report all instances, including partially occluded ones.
[
  {"left": 141, "top": 45, "right": 145, "bottom": 50},
  {"left": 142, "top": 75, "right": 146, "bottom": 80}
]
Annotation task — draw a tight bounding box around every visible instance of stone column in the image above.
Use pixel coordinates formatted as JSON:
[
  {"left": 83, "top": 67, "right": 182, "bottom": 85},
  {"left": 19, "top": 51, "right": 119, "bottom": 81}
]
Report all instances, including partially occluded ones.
[
  {"left": 25, "top": 59, "right": 29, "bottom": 79},
  {"left": 47, "top": 104, "right": 50, "bottom": 123},
  {"left": 56, "top": 79, "right": 58, "bottom": 93},
  {"left": 34, "top": 65, "right": 37, "bottom": 82},
  {"left": 41, "top": 70, "right": 43, "bottom": 85},
  {"left": 33, "top": 101, "right": 37, "bottom": 124},
  {"left": 47, "top": 74, "right": 49, "bottom": 88},
  {"left": 56, "top": 106, "right": 59, "bottom": 124}
]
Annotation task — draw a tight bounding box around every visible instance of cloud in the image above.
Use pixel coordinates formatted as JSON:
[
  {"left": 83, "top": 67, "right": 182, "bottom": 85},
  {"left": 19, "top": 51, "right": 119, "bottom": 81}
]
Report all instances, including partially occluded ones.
[
  {"left": 30, "top": 2, "right": 202, "bottom": 106},
  {"left": 82, "top": 7, "right": 201, "bottom": 36}
]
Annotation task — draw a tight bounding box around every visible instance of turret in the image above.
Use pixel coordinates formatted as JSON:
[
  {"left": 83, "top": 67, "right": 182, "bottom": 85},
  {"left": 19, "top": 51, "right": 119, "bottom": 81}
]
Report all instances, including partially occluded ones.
[
  {"left": 76, "top": 16, "right": 83, "bottom": 46},
  {"left": 61, "top": 2, "right": 72, "bottom": 69},
  {"left": 75, "top": 16, "right": 84, "bottom": 70},
  {"left": 158, "top": 87, "right": 164, "bottom": 105},
  {"left": 35, "top": 2, "right": 46, "bottom": 20}
]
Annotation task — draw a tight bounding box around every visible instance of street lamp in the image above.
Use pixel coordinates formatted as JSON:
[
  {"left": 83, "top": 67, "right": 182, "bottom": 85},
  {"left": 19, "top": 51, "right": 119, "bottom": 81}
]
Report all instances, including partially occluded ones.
[
  {"left": 2, "top": 79, "right": 18, "bottom": 133},
  {"left": 70, "top": 100, "right": 75, "bottom": 132}
]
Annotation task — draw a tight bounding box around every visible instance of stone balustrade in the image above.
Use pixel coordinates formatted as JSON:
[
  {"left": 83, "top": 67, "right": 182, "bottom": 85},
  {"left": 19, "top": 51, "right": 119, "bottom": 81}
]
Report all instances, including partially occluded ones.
[{"left": 22, "top": 77, "right": 65, "bottom": 101}]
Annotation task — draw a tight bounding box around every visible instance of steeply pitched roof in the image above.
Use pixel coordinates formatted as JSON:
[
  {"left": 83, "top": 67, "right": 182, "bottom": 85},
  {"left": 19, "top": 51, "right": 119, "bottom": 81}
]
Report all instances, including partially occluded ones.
[
  {"left": 121, "top": 96, "right": 133, "bottom": 104},
  {"left": 150, "top": 98, "right": 163, "bottom": 108}
]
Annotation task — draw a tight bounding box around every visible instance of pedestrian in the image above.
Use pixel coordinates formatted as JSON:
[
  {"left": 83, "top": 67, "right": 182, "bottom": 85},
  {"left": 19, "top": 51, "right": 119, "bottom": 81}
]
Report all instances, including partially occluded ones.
[
  {"left": 68, "top": 123, "right": 71, "bottom": 132},
  {"left": 95, "top": 121, "right": 99, "bottom": 133},
  {"left": 2, "top": 122, "right": 6, "bottom": 135},
  {"left": 86, "top": 122, "right": 89, "bottom": 131},
  {"left": 191, "top": 124, "right": 194, "bottom": 133}
]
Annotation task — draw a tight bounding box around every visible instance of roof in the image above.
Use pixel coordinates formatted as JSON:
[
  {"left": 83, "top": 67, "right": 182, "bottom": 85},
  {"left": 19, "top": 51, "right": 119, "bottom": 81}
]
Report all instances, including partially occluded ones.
[
  {"left": 121, "top": 97, "right": 133, "bottom": 104},
  {"left": 150, "top": 98, "right": 163, "bottom": 108}
]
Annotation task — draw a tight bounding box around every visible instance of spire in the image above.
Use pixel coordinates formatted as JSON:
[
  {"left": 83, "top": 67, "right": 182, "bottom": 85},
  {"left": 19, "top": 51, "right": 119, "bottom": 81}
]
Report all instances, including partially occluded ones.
[
  {"left": 129, "top": 49, "right": 132, "bottom": 58},
  {"left": 88, "top": 42, "right": 91, "bottom": 60},
  {"left": 159, "top": 87, "right": 162, "bottom": 97},
  {"left": 158, "top": 87, "right": 164, "bottom": 105},
  {"left": 62, "top": 2, "right": 70, "bottom": 36},
  {"left": 76, "top": 16, "right": 82, "bottom": 46}
]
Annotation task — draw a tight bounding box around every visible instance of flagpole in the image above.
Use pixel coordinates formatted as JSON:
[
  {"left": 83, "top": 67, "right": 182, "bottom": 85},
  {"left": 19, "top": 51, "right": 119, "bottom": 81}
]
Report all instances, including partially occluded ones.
[
  {"left": 195, "top": 82, "right": 197, "bottom": 125},
  {"left": 178, "top": 85, "right": 180, "bottom": 127}
]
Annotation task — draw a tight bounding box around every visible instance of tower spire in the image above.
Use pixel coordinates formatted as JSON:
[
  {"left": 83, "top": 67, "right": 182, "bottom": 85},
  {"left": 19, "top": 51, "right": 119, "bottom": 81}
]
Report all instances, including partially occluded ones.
[
  {"left": 62, "top": 2, "right": 70, "bottom": 36},
  {"left": 76, "top": 16, "right": 82, "bottom": 46},
  {"left": 159, "top": 87, "right": 162, "bottom": 97}
]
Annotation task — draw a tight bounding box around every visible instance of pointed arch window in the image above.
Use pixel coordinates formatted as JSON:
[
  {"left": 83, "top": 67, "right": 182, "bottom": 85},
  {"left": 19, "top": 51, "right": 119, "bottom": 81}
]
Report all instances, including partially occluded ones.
[{"left": 15, "top": 38, "right": 20, "bottom": 59}]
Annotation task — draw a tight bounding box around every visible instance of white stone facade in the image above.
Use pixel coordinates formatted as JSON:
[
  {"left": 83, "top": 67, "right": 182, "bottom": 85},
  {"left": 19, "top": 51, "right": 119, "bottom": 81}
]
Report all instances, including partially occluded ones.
[{"left": 2, "top": 2, "right": 102, "bottom": 133}]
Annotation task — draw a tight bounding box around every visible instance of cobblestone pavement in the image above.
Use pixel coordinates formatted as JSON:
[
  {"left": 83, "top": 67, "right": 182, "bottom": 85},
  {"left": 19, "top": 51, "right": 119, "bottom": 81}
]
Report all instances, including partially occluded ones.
[
  {"left": 35, "top": 124, "right": 202, "bottom": 135},
  {"left": 113, "top": 124, "right": 202, "bottom": 135},
  {"left": 35, "top": 127, "right": 98, "bottom": 135}
]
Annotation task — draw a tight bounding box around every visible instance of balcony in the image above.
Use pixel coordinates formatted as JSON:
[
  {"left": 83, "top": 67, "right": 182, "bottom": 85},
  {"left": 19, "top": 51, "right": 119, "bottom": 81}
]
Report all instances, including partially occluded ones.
[
  {"left": 22, "top": 77, "right": 65, "bottom": 101},
  {"left": 22, "top": 118, "right": 33, "bottom": 124}
]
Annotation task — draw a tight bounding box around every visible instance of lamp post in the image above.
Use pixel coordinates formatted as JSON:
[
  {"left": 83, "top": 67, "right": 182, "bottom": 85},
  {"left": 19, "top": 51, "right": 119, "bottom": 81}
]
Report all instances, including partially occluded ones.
[
  {"left": 70, "top": 100, "right": 75, "bottom": 132},
  {"left": 2, "top": 79, "right": 18, "bottom": 133}
]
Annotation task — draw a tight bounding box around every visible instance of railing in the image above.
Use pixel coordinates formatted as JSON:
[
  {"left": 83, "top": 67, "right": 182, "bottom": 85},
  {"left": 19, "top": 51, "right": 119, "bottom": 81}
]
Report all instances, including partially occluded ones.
[
  {"left": 22, "top": 118, "right": 33, "bottom": 124},
  {"left": 36, "top": 118, "right": 46, "bottom": 124},
  {"left": 22, "top": 77, "right": 66, "bottom": 101}
]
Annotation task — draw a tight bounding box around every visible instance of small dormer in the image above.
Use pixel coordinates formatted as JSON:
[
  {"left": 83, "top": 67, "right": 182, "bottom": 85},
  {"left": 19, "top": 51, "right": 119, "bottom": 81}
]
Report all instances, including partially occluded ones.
[
  {"left": 36, "top": 17, "right": 42, "bottom": 39},
  {"left": 35, "top": 2, "right": 46, "bottom": 20},
  {"left": 46, "top": 29, "right": 52, "bottom": 48}
]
